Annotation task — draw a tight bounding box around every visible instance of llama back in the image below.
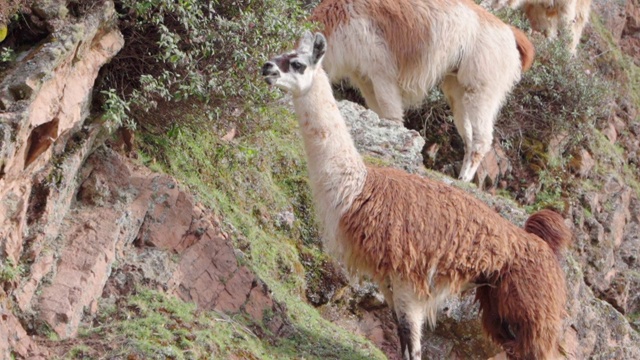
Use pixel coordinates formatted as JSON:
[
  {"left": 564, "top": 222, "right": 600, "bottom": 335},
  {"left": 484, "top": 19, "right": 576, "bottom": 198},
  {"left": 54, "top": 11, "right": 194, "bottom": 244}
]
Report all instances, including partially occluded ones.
[
  {"left": 311, "top": 0, "right": 473, "bottom": 94},
  {"left": 311, "top": 0, "right": 524, "bottom": 107},
  {"left": 337, "top": 166, "right": 546, "bottom": 295}
]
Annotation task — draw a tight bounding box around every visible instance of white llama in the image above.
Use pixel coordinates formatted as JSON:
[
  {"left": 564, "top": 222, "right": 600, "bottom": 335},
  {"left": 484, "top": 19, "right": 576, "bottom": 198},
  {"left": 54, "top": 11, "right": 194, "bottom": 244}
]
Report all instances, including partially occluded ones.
[
  {"left": 262, "top": 31, "right": 571, "bottom": 360},
  {"left": 491, "top": 0, "right": 592, "bottom": 55},
  {"left": 310, "top": 0, "right": 535, "bottom": 182}
]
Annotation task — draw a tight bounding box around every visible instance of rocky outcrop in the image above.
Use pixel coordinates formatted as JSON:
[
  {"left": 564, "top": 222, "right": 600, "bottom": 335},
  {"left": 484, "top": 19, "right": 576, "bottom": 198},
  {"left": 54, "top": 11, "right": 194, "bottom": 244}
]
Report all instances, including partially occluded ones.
[
  {"left": 0, "top": 2, "right": 124, "bottom": 262},
  {"left": 70, "top": 148, "right": 288, "bottom": 339},
  {"left": 0, "top": 0, "right": 285, "bottom": 357},
  {"left": 593, "top": 0, "right": 640, "bottom": 61},
  {"left": 0, "top": 0, "right": 124, "bottom": 357}
]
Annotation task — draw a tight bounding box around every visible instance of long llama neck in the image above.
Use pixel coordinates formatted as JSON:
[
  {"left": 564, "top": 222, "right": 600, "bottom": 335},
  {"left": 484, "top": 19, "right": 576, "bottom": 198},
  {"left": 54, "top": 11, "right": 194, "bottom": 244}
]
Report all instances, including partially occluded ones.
[{"left": 292, "top": 68, "right": 367, "bottom": 238}]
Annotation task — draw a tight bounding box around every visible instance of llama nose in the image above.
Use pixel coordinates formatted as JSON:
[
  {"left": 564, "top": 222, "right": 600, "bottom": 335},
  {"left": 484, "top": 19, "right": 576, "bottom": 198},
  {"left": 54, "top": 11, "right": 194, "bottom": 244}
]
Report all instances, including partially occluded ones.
[{"left": 262, "top": 62, "right": 277, "bottom": 76}]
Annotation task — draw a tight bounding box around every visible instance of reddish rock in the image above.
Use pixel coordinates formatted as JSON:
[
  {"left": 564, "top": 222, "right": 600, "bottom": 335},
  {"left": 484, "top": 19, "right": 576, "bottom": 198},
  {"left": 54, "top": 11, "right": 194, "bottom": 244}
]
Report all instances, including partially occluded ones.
[
  {"left": 0, "top": 0, "right": 123, "bottom": 262},
  {"left": 570, "top": 148, "right": 596, "bottom": 178},
  {"left": 476, "top": 143, "right": 511, "bottom": 190},
  {"left": 0, "top": 290, "right": 49, "bottom": 359},
  {"left": 38, "top": 208, "right": 124, "bottom": 338}
]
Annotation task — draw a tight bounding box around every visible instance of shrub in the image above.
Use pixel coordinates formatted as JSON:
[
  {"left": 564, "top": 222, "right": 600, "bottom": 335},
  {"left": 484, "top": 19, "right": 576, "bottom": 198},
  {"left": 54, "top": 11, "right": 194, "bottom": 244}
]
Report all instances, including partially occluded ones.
[{"left": 98, "top": 0, "right": 310, "bottom": 131}]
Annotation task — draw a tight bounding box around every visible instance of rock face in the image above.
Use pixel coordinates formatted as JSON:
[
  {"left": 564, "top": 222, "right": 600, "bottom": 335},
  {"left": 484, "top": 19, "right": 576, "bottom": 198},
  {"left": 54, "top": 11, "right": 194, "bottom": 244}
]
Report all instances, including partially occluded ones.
[
  {"left": 0, "top": 0, "right": 286, "bottom": 358},
  {"left": 0, "top": 0, "right": 124, "bottom": 357},
  {"left": 593, "top": 0, "right": 640, "bottom": 61}
]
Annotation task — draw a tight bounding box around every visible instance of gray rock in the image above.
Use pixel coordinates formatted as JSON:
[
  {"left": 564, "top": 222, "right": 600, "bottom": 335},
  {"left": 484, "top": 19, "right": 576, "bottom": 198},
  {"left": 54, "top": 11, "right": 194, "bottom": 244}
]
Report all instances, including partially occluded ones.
[{"left": 338, "top": 100, "right": 426, "bottom": 173}]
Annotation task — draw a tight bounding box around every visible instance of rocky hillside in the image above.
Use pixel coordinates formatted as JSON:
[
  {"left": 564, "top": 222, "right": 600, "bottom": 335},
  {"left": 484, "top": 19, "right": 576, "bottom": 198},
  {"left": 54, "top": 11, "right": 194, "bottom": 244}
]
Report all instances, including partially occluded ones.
[{"left": 0, "top": 0, "right": 639, "bottom": 359}]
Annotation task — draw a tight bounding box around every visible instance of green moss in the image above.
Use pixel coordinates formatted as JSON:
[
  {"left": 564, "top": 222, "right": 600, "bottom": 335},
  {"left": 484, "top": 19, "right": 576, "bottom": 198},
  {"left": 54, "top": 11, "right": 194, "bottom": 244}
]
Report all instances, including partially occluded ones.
[
  {"left": 127, "top": 104, "right": 385, "bottom": 359},
  {"left": 0, "top": 258, "right": 24, "bottom": 283}
]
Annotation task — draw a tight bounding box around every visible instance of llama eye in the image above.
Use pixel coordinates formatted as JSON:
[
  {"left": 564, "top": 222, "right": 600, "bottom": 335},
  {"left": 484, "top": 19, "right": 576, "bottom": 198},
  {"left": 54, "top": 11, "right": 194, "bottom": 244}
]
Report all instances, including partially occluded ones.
[{"left": 290, "top": 61, "right": 306, "bottom": 72}]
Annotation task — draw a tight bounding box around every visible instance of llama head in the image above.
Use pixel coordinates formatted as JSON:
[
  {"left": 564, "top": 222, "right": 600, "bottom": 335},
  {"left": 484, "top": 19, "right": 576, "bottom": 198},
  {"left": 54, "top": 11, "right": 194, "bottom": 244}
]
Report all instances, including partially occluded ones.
[{"left": 261, "top": 31, "right": 326, "bottom": 96}]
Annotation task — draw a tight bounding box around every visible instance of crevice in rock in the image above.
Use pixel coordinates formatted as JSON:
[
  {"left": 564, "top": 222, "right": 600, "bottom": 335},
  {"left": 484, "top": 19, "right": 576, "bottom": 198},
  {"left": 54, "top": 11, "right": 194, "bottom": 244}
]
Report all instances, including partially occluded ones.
[
  {"left": 8, "top": 83, "right": 33, "bottom": 101},
  {"left": 26, "top": 179, "right": 49, "bottom": 225},
  {"left": 0, "top": 7, "right": 50, "bottom": 53},
  {"left": 24, "top": 118, "right": 59, "bottom": 169}
]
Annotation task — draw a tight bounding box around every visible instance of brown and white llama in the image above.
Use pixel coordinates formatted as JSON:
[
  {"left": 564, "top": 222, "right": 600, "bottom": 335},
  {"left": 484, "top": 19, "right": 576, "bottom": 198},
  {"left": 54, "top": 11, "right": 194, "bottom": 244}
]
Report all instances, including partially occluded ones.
[
  {"left": 310, "top": 0, "right": 535, "bottom": 182},
  {"left": 262, "top": 32, "right": 571, "bottom": 360},
  {"left": 491, "top": 0, "right": 592, "bottom": 55}
]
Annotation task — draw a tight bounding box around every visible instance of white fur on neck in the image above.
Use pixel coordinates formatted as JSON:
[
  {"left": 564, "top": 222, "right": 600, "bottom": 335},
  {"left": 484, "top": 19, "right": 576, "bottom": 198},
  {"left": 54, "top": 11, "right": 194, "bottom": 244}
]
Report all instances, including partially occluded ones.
[{"left": 292, "top": 68, "right": 367, "bottom": 257}]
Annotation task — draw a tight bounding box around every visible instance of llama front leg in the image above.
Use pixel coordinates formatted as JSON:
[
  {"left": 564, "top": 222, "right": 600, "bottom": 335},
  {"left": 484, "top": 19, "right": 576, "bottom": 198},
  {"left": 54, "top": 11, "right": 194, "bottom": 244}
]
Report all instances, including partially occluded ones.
[
  {"left": 371, "top": 73, "right": 405, "bottom": 123},
  {"left": 349, "top": 75, "right": 383, "bottom": 116},
  {"left": 392, "top": 283, "right": 426, "bottom": 360}
]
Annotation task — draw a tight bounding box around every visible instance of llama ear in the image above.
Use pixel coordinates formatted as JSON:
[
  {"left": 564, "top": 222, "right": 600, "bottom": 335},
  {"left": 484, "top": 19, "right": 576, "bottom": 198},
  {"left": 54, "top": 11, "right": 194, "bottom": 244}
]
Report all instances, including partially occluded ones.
[
  {"left": 298, "top": 30, "right": 315, "bottom": 54},
  {"left": 311, "top": 32, "right": 326, "bottom": 65}
]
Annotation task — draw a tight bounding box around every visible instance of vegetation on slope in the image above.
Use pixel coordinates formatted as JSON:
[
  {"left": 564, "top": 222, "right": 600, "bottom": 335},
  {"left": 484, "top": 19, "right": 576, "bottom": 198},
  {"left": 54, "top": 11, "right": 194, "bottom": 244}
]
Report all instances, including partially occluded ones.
[
  {"left": 73, "top": 0, "right": 383, "bottom": 358},
  {"left": 76, "top": 0, "right": 640, "bottom": 357},
  {"left": 2, "top": 0, "right": 639, "bottom": 357}
]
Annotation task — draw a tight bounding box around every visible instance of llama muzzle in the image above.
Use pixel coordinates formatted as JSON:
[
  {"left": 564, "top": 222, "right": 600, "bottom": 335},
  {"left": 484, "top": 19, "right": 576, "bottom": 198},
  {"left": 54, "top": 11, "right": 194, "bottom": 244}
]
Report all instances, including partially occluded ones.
[{"left": 262, "top": 62, "right": 280, "bottom": 85}]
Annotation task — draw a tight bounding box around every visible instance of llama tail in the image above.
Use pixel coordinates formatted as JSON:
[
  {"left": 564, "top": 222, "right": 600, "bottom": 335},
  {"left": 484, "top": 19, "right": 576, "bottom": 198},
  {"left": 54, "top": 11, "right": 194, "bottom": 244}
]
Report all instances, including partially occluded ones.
[
  {"left": 476, "top": 209, "right": 569, "bottom": 358},
  {"left": 511, "top": 26, "right": 535, "bottom": 72},
  {"left": 524, "top": 209, "right": 572, "bottom": 255}
]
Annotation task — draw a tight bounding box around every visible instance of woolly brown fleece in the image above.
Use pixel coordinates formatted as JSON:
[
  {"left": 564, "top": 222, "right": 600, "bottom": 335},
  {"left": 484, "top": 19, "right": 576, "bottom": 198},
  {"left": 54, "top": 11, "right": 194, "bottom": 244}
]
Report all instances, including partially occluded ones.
[{"left": 338, "top": 166, "right": 569, "bottom": 359}]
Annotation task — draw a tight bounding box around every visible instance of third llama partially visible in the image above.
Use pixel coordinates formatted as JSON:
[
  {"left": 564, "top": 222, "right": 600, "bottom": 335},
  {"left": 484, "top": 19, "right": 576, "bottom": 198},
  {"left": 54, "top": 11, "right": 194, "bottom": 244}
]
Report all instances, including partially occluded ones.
[
  {"left": 491, "top": 0, "right": 592, "bottom": 54},
  {"left": 310, "top": 0, "right": 535, "bottom": 182}
]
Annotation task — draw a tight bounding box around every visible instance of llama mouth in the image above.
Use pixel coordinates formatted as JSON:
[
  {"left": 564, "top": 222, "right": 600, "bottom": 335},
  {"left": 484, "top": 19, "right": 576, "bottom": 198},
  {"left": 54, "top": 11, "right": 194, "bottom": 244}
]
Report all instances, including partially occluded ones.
[{"left": 264, "top": 75, "right": 280, "bottom": 86}]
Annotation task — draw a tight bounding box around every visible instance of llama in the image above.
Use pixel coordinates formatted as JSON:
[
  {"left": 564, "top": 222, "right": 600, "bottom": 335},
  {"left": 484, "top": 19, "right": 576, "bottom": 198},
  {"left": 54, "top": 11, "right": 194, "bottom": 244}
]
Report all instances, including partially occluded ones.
[
  {"left": 309, "top": 0, "right": 535, "bottom": 182},
  {"left": 261, "top": 31, "right": 571, "bottom": 360},
  {"left": 491, "top": 0, "right": 592, "bottom": 54}
]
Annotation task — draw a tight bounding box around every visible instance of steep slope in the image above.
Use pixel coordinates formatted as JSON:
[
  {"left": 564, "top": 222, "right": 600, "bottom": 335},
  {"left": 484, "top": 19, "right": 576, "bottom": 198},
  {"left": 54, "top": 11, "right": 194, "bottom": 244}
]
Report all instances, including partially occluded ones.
[{"left": 0, "top": 0, "right": 639, "bottom": 359}]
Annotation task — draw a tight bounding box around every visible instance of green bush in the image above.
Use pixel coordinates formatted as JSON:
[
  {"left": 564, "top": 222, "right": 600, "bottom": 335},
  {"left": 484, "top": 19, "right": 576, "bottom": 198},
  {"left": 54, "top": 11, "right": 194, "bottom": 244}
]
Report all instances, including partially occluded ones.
[{"left": 99, "top": 0, "right": 310, "bottom": 130}]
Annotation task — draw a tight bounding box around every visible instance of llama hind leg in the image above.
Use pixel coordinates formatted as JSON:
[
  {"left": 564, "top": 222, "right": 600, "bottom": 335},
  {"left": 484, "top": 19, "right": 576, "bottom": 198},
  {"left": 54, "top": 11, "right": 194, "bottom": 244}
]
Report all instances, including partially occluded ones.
[
  {"left": 442, "top": 75, "right": 502, "bottom": 182},
  {"left": 557, "top": 1, "right": 579, "bottom": 52},
  {"left": 441, "top": 75, "right": 476, "bottom": 182},
  {"left": 568, "top": 0, "right": 591, "bottom": 54}
]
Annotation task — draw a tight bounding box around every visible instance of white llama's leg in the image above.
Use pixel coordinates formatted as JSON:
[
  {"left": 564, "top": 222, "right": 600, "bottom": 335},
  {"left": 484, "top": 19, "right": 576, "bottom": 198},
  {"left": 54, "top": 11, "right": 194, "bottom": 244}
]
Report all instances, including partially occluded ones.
[
  {"left": 441, "top": 75, "right": 474, "bottom": 182},
  {"left": 370, "top": 73, "right": 405, "bottom": 123},
  {"left": 392, "top": 284, "right": 425, "bottom": 360},
  {"left": 349, "top": 74, "right": 383, "bottom": 116},
  {"left": 442, "top": 75, "right": 500, "bottom": 182},
  {"left": 569, "top": 0, "right": 591, "bottom": 54},
  {"left": 557, "top": 1, "right": 577, "bottom": 50},
  {"left": 525, "top": 4, "right": 559, "bottom": 39}
]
